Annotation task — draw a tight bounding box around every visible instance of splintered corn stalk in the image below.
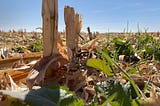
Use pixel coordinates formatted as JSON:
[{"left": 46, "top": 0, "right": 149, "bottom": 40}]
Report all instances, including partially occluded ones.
[
  {"left": 75, "top": 13, "right": 82, "bottom": 36},
  {"left": 42, "top": 0, "right": 58, "bottom": 57},
  {"left": 64, "top": 6, "right": 76, "bottom": 50},
  {"left": 64, "top": 6, "right": 82, "bottom": 60},
  {"left": 26, "top": 0, "right": 69, "bottom": 89}
]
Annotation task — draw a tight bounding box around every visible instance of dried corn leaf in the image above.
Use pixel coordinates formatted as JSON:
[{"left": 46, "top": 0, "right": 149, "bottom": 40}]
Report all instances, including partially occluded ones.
[{"left": 26, "top": 55, "right": 68, "bottom": 89}]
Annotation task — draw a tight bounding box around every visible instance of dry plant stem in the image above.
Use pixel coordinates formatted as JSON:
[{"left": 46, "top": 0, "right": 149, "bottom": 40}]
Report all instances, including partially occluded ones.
[
  {"left": 64, "top": 6, "right": 76, "bottom": 60},
  {"left": 75, "top": 13, "right": 82, "bottom": 41},
  {"left": 0, "top": 52, "right": 42, "bottom": 69},
  {"left": 64, "top": 6, "right": 82, "bottom": 60},
  {"left": 87, "top": 27, "right": 93, "bottom": 40},
  {"left": 42, "top": 0, "right": 58, "bottom": 57},
  {"left": 80, "top": 38, "right": 98, "bottom": 51},
  {"left": 26, "top": 0, "right": 69, "bottom": 89}
]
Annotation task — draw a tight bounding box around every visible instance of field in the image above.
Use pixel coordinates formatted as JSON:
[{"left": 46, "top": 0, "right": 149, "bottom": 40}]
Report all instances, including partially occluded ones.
[{"left": 0, "top": 30, "right": 160, "bottom": 106}]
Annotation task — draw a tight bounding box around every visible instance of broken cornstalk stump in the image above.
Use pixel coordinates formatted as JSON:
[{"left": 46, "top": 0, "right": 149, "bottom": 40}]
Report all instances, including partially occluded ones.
[
  {"left": 42, "top": 0, "right": 58, "bottom": 57},
  {"left": 64, "top": 6, "right": 82, "bottom": 60},
  {"left": 87, "top": 27, "right": 93, "bottom": 41},
  {"left": 75, "top": 13, "right": 82, "bottom": 43},
  {"left": 26, "top": 0, "right": 68, "bottom": 89}
]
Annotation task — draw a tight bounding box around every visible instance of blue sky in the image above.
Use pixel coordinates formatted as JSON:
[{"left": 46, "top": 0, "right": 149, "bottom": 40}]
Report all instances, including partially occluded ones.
[{"left": 0, "top": 0, "right": 160, "bottom": 32}]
